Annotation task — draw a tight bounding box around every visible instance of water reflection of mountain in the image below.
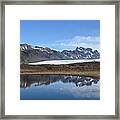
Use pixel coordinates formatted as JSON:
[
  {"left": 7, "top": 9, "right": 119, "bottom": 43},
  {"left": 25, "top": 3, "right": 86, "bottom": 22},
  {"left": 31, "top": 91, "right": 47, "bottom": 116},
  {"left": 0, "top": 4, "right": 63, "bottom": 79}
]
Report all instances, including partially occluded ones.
[{"left": 20, "top": 75, "right": 99, "bottom": 88}]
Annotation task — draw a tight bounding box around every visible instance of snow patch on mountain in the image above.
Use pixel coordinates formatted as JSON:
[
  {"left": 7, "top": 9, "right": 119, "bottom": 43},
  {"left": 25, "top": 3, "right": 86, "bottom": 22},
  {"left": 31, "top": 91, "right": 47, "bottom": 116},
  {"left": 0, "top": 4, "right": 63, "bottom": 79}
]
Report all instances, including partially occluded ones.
[{"left": 29, "top": 59, "right": 100, "bottom": 65}]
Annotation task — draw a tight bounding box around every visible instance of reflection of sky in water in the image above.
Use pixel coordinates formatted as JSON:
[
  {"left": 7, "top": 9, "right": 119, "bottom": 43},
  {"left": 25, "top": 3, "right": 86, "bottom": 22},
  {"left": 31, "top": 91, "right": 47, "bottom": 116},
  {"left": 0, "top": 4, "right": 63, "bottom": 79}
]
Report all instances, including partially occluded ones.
[{"left": 20, "top": 75, "right": 100, "bottom": 100}]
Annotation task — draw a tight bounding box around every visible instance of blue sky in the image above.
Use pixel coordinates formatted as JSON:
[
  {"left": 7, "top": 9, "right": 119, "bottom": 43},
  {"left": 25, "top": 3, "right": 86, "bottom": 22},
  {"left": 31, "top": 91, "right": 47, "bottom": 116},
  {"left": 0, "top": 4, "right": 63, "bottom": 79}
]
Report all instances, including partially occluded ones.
[{"left": 20, "top": 20, "right": 100, "bottom": 51}]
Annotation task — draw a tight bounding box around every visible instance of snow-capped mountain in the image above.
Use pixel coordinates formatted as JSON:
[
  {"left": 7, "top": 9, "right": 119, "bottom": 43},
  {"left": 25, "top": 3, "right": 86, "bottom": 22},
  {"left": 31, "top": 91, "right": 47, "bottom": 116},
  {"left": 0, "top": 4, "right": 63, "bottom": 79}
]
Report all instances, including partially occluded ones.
[
  {"left": 62, "top": 47, "right": 100, "bottom": 59},
  {"left": 20, "top": 43, "right": 33, "bottom": 51},
  {"left": 20, "top": 44, "right": 100, "bottom": 64}
]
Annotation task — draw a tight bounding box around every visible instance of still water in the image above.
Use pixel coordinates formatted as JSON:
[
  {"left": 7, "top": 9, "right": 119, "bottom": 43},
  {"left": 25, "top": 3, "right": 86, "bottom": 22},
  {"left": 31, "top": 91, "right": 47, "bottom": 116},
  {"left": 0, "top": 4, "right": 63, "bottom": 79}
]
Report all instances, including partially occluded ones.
[{"left": 20, "top": 75, "right": 100, "bottom": 100}]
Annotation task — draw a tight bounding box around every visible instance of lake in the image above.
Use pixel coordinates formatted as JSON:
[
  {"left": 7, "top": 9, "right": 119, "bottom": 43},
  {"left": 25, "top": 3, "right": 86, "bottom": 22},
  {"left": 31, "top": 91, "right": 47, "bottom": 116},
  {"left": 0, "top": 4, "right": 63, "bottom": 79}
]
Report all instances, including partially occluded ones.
[{"left": 20, "top": 74, "right": 100, "bottom": 100}]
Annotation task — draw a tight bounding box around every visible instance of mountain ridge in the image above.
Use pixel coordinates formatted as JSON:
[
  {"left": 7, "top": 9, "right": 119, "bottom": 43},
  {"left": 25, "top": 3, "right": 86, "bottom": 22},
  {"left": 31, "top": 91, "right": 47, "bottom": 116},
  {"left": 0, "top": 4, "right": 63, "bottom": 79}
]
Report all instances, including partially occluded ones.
[{"left": 20, "top": 43, "right": 100, "bottom": 64}]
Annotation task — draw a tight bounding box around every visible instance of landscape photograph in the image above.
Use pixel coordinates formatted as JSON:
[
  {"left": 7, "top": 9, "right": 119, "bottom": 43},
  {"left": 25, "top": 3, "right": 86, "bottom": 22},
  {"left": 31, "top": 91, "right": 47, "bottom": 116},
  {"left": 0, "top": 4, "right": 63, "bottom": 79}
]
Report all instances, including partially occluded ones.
[{"left": 20, "top": 20, "right": 100, "bottom": 100}]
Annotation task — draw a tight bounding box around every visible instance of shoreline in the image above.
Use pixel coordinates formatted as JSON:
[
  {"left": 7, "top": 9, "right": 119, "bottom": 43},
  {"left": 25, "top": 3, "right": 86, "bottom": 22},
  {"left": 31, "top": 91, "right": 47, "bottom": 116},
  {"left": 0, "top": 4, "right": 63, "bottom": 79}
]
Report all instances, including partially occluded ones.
[
  {"left": 21, "top": 62, "right": 100, "bottom": 79},
  {"left": 20, "top": 72, "right": 100, "bottom": 79}
]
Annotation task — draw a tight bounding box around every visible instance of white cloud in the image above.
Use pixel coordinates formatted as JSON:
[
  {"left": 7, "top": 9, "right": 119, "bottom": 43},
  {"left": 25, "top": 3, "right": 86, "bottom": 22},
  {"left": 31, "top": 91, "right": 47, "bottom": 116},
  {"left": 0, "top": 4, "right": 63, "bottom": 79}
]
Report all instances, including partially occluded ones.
[{"left": 57, "top": 36, "right": 100, "bottom": 51}]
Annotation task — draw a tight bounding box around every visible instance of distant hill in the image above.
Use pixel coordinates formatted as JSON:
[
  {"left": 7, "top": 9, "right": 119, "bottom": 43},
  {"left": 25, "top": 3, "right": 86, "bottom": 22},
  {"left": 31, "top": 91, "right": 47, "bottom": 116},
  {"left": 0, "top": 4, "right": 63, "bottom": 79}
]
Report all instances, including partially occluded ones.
[{"left": 20, "top": 43, "right": 100, "bottom": 64}]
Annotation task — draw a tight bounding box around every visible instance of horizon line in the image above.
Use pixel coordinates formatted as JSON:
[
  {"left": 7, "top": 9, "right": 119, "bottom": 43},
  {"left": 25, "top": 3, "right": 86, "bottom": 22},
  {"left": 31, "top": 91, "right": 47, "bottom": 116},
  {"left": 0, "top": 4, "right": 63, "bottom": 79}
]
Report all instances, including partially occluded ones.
[{"left": 20, "top": 43, "right": 100, "bottom": 52}]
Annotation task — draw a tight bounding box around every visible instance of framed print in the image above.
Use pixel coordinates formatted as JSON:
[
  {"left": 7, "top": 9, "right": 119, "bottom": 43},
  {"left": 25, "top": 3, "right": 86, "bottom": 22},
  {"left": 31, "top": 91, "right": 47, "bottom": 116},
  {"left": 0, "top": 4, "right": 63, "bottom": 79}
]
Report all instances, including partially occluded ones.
[{"left": 0, "top": 0, "right": 120, "bottom": 119}]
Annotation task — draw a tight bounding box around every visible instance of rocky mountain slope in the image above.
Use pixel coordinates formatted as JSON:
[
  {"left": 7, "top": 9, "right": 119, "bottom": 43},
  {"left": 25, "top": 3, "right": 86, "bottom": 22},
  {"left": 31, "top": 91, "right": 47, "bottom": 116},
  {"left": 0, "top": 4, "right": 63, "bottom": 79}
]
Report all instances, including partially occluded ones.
[{"left": 20, "top": 43, "right": 100, "bottom": 64}]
